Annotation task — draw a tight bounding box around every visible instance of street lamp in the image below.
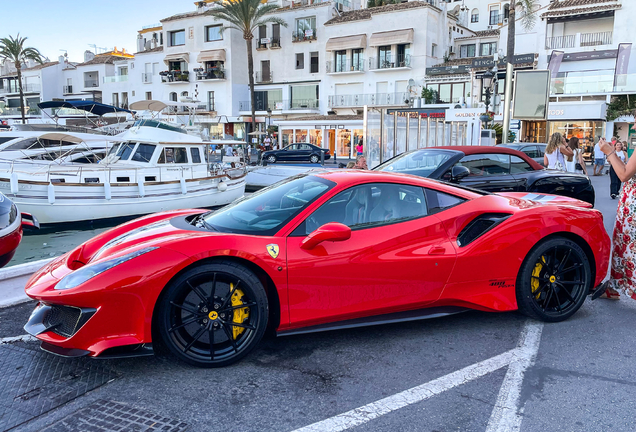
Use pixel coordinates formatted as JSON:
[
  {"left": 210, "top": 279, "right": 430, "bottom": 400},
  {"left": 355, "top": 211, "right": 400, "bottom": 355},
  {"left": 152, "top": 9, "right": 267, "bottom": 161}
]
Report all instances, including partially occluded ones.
[
  {"left": 481, "top": 70, "right": 495, "bottom": 127},
  {"left": 266, "top": 107, "right": 272, "bottom": 132}
]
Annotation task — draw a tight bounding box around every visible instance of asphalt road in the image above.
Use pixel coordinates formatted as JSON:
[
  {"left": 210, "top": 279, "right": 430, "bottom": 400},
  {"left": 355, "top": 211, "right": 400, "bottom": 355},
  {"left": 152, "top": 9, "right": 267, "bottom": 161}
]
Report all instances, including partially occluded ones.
[{"left": 2, "top": 172, "right": 635, "bottom": 432}]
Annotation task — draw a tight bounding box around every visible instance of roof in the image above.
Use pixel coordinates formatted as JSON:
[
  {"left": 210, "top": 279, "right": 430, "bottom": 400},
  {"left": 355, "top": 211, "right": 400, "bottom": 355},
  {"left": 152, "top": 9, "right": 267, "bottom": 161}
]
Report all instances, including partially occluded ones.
[
  {"left": 429, "top": 146, "right": 544, "bottom": 170},
  {"left": 135, "top": 46, "right": 164, "bottom": 55},
  {"left": 162, "top": 10, "right": 209, "bottom": 22},
  {"left": 325, "top": 1, "right": 437, "bottom": 25},
  {"left": 542, "top": 0, "right": 621, "bottom": 18},
  {"left": 23, "top": 61, "right": 59, "bottom": 72},
  {"left": 455, "top": 29, "right": 499, "bottom": 41},
  {"left": 77, "top": 54, "right": 131, "bottom": 67},
  {"left": 548, "top": 0, "right": 618, "bottom": 9}
]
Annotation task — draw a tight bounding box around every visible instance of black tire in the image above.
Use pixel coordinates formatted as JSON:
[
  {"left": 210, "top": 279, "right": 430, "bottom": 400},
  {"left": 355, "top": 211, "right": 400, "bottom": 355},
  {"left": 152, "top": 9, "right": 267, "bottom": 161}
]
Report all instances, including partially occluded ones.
[
  {"left": 310, "top": 154, "right": 319, "bottom": 164},
  {"left": 157, "top": 261, "right": 268, "bottom": 367},
  {"left": 516, "top": 237, "right": 591, "bottom": 322},
  {"left": 266, "top": 155, "right": 277, "bottom": 163}
]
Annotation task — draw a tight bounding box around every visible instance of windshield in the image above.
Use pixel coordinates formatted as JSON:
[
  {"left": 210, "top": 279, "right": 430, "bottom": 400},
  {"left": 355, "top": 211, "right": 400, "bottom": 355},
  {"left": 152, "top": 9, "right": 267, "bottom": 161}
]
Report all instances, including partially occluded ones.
[
  {"left": 203, "top": 175, "right": 334, "bottom": 235},
  {"left": 374, "top": 149, "right": 455, "bottom": 178}
]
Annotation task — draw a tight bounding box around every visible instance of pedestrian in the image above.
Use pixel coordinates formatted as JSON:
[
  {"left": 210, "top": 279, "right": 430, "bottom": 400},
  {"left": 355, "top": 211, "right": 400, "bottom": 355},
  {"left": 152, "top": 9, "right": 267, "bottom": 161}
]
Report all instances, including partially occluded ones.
[
  {"left": 352, "top": 155, "right": 368, "bottom": 170},
  {"left": 356, "top": 140, "right": 364, "bottom": 156},
  {"left": 544, "top": 132, "right": 572, "bottom": 170},
  {"left": 593, "top": 138, "right": 606, "bottom": 175},
  {"left": 225, "top": 144, "right": 234, "bottom": 157},
  {"left": 595, "top": 138, "right": 636, "bottom": 301},
  {"left": 565, "top": 137, "right": 588, "bottom": 175},
  {"left": 609, "top": 141, "right": 629, "bottom": 199},
  {"left": 263, "top": 135, "right": 272, "bottom": 151}
]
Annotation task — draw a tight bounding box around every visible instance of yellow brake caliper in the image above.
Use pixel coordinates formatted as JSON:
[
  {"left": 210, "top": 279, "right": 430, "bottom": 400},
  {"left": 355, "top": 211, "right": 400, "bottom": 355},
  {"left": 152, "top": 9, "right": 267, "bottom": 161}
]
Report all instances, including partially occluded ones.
[
  {"left": 230, "top": 283, "right": 250, "bottom": 340},
  {"left": 531, "top": 256, "right": 546, "bottom": 299}
]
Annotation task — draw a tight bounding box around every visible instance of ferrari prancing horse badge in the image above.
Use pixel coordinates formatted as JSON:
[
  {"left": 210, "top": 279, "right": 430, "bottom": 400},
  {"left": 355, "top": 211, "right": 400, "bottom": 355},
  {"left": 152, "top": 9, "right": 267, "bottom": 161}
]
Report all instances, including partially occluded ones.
[{"left": 266, "top": 244, "right": 280, "bottom": 259}]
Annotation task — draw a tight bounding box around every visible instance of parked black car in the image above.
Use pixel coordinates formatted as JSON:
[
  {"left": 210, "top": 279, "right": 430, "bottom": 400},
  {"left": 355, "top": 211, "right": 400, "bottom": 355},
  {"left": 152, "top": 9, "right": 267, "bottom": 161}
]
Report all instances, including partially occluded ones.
[
  {"left": 375, "top": 146, "right": 595, "bottom": 206},
  {"left": 263, "top": 143, "right": 331, "bottom": 164},
  {"left": 499, "top": 143, "right": 547, "bottom": 166}
]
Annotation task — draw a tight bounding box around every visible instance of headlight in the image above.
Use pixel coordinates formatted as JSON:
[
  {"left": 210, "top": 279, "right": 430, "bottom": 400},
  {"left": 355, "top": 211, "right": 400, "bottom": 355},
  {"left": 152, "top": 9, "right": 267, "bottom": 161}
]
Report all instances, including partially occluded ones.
[{"left": 55, "top": 247, "right": 158, "bottom": 290}]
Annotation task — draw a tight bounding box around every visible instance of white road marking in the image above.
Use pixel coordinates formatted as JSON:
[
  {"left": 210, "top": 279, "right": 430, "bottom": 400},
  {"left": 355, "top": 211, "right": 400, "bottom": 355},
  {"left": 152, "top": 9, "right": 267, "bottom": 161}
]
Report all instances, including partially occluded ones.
[
  {"left": 485, "top": 321, "right": 544, "bottom": 432},
  {"left": 291, "top": 320, "right": 544, "bottom": 432},
  {"left": 0, "top": 334, "right": 37, "bottom": 344}
]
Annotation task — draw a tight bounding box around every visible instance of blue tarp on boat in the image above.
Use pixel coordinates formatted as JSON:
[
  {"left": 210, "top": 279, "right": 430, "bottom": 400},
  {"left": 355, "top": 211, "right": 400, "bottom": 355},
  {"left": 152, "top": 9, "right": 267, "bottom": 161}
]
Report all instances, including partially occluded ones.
[{"left": 38, "top": 101, "right": 131, "bottom": 116}]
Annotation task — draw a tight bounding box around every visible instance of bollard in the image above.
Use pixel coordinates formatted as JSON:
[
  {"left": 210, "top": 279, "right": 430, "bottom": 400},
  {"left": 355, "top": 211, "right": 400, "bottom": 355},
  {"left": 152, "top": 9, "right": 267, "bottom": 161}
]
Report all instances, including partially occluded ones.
[{"left": 321, "top": 150, "right": 324, "bottom": 166}]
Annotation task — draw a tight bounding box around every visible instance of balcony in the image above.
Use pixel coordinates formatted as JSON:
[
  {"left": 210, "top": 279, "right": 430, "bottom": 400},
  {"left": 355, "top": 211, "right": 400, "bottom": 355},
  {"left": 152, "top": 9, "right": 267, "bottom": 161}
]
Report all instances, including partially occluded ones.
[
  {"left": 545, "top": 31, "right": 613, "bottom": 50},
  {"left": 84, "top": 79, "right": 99, "bottom": 89},
  {"left": 326, "top": 59, "right": 365, "bottom": 74},
  {"left": 22, "top": 83, "right": 41, "bottom": 93},
  {"left": 289, "top": 99, "right": 319, "bottom": 110},
  {"left": 328, "top": 92, "right": 409, "bottom": 108},
  {"left": 257, "top": 37, "right": 281, "bottom": 49},
  {"left": 103, "top": 75, "right": 129, "bottom": 84},
  {"left": 0, "top": 86, "right": 19, "bottom": 95},
  {"left": 369, "top": 54, "right": 411, "bottom": 71},
  {"left": 142, "top": 73, "right": 152, "bottom": 84},
  {"left": 195, "top": 68, "right": 226, "bottom": 81},
  {"left": 238, "top": 99, "right": 318, "bottom": 112},
  {"left": 239, "top": 100, "right": 284, "bottom": 112},
  {"left": 292, "top": 29, "right": 317, "bottom": 43},
  {"left": 255, "top": 71, "right": 273, "bottom": 83},
  {"left": 160, "top": 70, "right": 190, "bottom": 84}
]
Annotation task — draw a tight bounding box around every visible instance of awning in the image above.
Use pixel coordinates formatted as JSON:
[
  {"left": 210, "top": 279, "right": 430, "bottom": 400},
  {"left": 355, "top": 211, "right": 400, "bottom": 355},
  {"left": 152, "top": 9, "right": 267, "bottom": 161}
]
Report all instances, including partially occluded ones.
[
  {"left": 129, "top": 100, "right": 168, "bottom": 112},
  {"left": 163, "top": 53, "right": 190, "bottom": 65},
  {"left": 37, "top": 101, "right": 131, "bottom": 116},
  {"left": 369, "top": 29, "right": 414, "bottom": 47},
  {"left": 196, "top": 49, "right": 226, "bottom": 63},
  {"left": 325, "top": 34, "right": 367, "bottom": 51}
]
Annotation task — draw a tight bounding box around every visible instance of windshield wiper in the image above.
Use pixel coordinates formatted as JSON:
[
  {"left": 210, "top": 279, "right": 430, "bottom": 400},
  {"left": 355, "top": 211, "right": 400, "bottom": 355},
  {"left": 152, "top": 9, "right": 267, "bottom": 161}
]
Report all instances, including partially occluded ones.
[{"left": 193, "top": 214, "right": 217, "bottom": 231}]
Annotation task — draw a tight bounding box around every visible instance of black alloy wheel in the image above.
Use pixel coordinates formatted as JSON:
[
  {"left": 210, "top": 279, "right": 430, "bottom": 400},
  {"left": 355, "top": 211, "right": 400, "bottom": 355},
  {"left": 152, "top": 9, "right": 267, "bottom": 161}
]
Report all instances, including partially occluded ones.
[
  {"left": 157, "top": 261, "right": 268, "bottom": 367},
  {"left": 267, "top": 155, "right": 277, "bottom": 163},
  {"left": 516, "top": 237, "right": 591, "bottom": 322},
  {"left": 310, "top": 154, "right": 319, "bottom": 164}
]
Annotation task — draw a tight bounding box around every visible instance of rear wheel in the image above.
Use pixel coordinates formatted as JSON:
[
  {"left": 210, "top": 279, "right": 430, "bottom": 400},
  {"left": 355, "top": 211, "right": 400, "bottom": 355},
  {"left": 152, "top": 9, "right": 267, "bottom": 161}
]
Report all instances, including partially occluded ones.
[
  {"left": 516, "top": 237, "right": 590, "bottom": 322},
  {"left": 157, "top": 261, "right": 268, "bottom": 367},
  {"left": 310, "top": 154, "right": 320, "bottom": 164},
  {"left": 267, "top": 155, "right": 277, "bottom": 163}
]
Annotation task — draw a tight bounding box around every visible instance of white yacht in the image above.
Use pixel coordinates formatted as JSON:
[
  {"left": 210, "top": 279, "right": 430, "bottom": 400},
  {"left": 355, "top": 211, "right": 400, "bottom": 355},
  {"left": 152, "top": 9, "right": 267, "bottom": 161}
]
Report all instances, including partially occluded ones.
[{"left": 0, "top": 120, "right": 246, "bottom": 224}]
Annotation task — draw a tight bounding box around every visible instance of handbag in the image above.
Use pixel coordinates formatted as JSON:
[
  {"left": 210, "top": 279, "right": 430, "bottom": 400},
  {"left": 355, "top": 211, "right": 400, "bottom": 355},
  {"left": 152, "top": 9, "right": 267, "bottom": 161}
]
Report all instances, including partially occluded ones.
[{"left": 574, "top": 150, "right": 583, "bottom": 171}]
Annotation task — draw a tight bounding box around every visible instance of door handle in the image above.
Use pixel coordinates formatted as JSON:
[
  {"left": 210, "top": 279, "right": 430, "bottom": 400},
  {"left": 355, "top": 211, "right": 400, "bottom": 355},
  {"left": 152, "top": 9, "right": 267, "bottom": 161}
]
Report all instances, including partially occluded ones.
[{"left": 429, "top": 246, "right": 446, "bottom": 255}]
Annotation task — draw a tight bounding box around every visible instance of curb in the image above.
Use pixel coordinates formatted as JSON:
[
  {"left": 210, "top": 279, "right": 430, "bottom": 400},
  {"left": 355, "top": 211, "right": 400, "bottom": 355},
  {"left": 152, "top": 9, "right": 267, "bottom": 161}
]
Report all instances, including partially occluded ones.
[{"left": 0, "top": 257, "right": 56, "bottom": 309}]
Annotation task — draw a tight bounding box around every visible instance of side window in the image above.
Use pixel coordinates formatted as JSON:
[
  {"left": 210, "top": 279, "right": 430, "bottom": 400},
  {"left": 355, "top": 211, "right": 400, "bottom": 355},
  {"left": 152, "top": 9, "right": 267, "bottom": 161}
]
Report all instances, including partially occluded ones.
[
  {"left": 510, "top": 155, "right": 535, "bottom": 173},
  {"left": 299, "top": 144, "right": 312, "bottom": 150},
  {"left": 116, "top": 142, "right": 136, "bottom": 160},
  {"left": 456, "top": 154, "right": 510, "bottom": 176},
  {"left": 520, "top": 146, "right": 539, "bottom": 159},
  {"left": 536, "top": 146, "right": 545, "bottom": 156},
  {"left": 191, "top": 147, "right": 202, "bottom": 164},
  {"left": 131, "top": 144, "right": 156, "bottom": 162},
  {"left": 425, "top": 188, "right": 466, "bottom": 215},
  {"left": 158, "top": 147, "right": 188, "bottom": 164},
  {"left": 304, "top": 183, "right": 427, "bottom": 234},
  {"left": 287, "top": 145, "right": 298, "bottom": 151}
]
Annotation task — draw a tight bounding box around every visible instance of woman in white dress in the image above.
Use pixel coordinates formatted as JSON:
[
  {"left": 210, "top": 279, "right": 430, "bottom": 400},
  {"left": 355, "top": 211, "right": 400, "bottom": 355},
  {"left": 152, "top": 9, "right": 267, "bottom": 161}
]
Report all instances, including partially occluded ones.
[
  {"left": 544, "top": 133, "right": 573, "bottom": 170},
  {"left": 565, "top": 137, "right": 588, "bottom": 175}
]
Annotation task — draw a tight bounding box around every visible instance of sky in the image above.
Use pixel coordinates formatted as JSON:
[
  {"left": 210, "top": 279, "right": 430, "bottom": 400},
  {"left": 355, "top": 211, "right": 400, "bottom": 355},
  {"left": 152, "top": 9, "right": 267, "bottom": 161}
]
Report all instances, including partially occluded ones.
[{"left": 2, "top": 0, "right": 194, "bottom": 63}]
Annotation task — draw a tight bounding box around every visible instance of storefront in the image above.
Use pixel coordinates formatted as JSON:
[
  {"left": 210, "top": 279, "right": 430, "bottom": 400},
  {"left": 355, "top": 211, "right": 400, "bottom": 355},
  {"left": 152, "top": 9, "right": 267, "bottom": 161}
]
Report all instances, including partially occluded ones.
[
  {"left": 545, "top": 101, "right": 607, "bottom": 150},
  {"left": 276, "top": 116, "right": 364, "bottom": 159}
]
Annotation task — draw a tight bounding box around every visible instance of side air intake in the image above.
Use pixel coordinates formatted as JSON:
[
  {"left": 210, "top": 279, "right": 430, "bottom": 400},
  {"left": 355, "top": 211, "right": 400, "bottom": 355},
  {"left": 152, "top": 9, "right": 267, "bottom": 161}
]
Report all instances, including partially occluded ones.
[{"left": 457, "top": 213, "right": 512, "bottom": 247}]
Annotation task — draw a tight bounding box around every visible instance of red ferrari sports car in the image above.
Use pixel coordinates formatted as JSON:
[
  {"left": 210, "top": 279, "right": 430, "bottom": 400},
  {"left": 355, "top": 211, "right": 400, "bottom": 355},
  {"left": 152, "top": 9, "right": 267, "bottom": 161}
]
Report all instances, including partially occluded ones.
[
  {"left": 0, "top": 192, "right": 38, "bottom": 268},
  {"left": 24, "top": 171, "right": 610, "bottom": 367}
]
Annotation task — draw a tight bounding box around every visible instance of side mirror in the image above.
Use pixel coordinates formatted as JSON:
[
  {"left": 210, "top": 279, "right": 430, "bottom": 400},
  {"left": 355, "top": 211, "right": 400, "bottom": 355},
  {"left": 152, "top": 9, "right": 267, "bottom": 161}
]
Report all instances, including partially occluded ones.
[
  {"left": 450, "top": 166, "right": 470, "bottom": 183},
  {"left": 301, "top": 222, "right": 351, "bottom": 250},
  {"left": 21, "top": 212, "right": 40, "bottom": 230}
]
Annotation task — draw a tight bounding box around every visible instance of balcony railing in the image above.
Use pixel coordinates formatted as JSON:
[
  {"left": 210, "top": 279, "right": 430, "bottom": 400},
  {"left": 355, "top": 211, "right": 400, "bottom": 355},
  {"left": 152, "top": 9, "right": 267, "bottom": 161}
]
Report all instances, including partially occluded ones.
[
  {"left": 63, "top": 85, "right": 73, "bottom": 94},
  {"left": 545, "top": 35, "right": 575, "bottom": 50},
  {"left": 84, "top": 79, "right": 99, "bottom": 88},
  {"left": 255, "top": 71, "right": 273, "bottom": 83},
  {"left": 103, "top": 75, "right": 129, "bottom": 84},
  {"left": 239, "top": 99, "right": 318, "bottom": 111},
  {"left": 257, "top": 37, "right": 281, "bottom": 49},
  {"left": 142, "top": 73, "right": 152, "bottom": 84},
  {"left": 580, "top": 31, "right": 613, "bottom": 47},
  {"left": 292, "top": 29, "right": 317, "bottom": 42},
  {"left": 160, "top": 70, "right": 190, "bottom": 83},
  {"left": 289, "top": 99, "right": 319, "bottom": 110},
  {"left": 328, "top": 92, "right": 410, "bottom": 108},
  {"left": 196, "top": 69, "right": 226, "bottom": 80},
  {"left": 239, "top": 100, "right": 284, "bottom": 111},
  {"left": 22, "top": 83, "right": 41, "bottom": 93},
  {"left": 369, "top": 54, "right": 411, "bottom": 70},
  {"left": 0, "top": 86, "right": 18, "bottom": 95},
  {"left": 270, "top": 37, "right": 281, "bottom": 48},
  {"left": 326, "top": 59, "right": 365, "bottom": 73}
]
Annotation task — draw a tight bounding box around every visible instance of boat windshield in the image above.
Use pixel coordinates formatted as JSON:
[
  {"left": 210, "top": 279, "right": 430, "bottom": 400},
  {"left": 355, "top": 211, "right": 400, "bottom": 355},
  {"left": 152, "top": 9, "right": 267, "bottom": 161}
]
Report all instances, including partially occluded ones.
[
  {"left": 202, "top": 175, "right": 335, "bottom": 235},
  {"left": 133, "top": 119, "right": 188, "bottom": 134}
]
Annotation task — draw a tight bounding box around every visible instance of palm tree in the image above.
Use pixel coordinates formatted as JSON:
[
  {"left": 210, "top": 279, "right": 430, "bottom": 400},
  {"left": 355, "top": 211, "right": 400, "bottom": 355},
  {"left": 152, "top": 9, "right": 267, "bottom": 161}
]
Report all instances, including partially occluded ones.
[
  {"left": 208, "top": 0, "right": 287, "bottom": 131},
  {"left": 502, "top": 0, "right": 538, "bottom": 142},
  {"left": 0, "top": 34, "right": 44, "bottom": 123}
]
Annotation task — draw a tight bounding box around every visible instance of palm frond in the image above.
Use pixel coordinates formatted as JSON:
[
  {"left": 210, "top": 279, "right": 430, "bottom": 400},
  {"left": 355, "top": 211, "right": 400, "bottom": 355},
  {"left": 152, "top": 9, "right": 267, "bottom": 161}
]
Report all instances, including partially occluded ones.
[{"left": 515, "top": 0, "right": 538, "bottom": 31}]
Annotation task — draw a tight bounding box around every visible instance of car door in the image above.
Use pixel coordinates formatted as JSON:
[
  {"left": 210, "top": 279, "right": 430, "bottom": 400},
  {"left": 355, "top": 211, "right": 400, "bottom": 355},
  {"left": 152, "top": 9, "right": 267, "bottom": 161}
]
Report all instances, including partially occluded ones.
[
  {"left": 454, "top": 153, "right": 524, "bottom": 192},
  {"left": 285, "top": 182, "right": 457, "bottom": 328},
  {"left": 509, "top": 154, "right": 539, "bottom": 190},
  {"left": 298, "top": 144, "right": 313, "bottom": 161},
  {"left": 280, "top": 145, "right": 297, "bottom": 161}
]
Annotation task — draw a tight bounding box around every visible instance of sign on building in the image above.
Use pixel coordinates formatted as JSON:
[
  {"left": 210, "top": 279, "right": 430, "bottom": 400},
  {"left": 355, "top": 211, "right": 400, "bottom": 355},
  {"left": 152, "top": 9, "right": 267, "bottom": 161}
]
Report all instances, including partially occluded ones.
[{"left": 512, "top": 70, "right": 550, "bottom": 121}]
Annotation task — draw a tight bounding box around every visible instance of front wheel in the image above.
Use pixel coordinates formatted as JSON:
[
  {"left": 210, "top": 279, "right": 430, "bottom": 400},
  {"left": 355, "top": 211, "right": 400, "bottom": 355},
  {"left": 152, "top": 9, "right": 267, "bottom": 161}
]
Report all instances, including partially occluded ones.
[
  {"left": 266, "top": 155, "right": 277, "bottom": 163},
  {"left": 516, "top": 237, "right": 591, "bottom": 322},
  {"left": 157, "top": 261, "right": 268, "bottom": 367},
  {"left": 310, "top": 154, "right": 320, "bottom": 164}
]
